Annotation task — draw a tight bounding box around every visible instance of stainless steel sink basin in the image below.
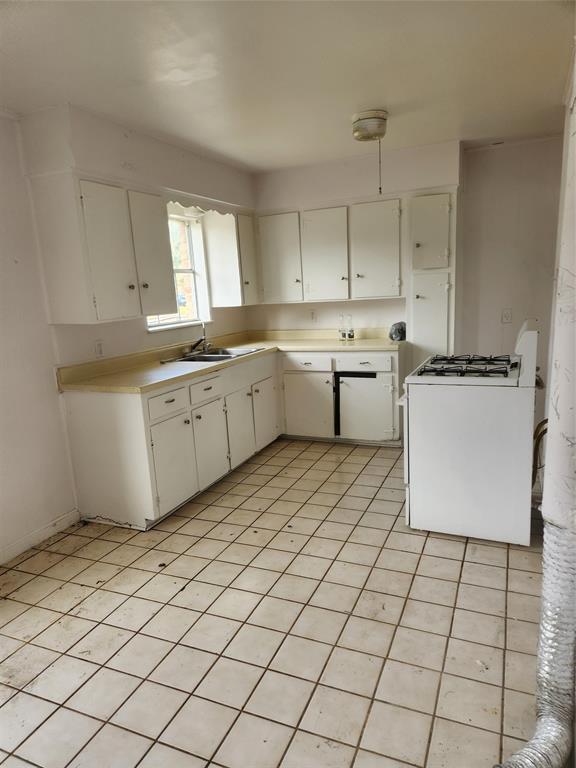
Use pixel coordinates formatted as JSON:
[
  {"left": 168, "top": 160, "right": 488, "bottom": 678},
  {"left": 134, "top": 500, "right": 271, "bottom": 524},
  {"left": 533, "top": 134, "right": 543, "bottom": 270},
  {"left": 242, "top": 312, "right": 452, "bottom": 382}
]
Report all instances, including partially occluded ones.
[{"left": 173, "top": 347, "right": 263, "bottom": 363}]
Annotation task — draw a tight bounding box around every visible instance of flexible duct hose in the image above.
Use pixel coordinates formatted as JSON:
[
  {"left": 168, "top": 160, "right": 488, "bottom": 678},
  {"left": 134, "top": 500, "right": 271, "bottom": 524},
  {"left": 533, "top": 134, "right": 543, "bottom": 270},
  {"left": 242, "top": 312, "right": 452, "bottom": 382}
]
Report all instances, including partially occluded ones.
[{"left": 495, "top": 522, "right": 576, "bottom": 768}]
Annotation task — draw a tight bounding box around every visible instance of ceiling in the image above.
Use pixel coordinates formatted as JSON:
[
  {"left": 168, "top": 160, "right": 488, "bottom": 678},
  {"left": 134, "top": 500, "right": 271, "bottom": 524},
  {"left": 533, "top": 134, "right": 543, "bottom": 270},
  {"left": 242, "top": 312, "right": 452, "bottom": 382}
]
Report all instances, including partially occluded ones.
[{"left": 0, "top": 1, "right": 573, "bottom": 171}]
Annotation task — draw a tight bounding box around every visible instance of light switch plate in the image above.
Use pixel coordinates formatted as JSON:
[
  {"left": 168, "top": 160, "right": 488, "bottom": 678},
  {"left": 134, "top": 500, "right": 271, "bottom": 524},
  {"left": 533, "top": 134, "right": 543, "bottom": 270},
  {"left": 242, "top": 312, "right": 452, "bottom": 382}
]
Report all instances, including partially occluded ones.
[{"left": 501, "top": 308, "right": 513, "bottom": 324}]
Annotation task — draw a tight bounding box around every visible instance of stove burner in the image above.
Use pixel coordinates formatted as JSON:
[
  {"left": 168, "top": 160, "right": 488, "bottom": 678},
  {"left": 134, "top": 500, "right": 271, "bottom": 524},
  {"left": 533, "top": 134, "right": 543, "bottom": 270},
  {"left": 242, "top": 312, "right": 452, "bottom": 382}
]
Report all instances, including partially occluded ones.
[
  {"left": 430, "top": 354, "right": 511, "bottom": 366},
  {"left": 418, "top": 364, "right": 510, "bottom": 377}
]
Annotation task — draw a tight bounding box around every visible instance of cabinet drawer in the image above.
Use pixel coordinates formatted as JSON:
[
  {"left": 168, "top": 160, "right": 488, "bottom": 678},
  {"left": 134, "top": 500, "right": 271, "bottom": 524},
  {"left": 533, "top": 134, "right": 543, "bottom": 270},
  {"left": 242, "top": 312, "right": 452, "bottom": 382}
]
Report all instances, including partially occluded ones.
[
  {"left": 148, "top": 387, "right": 188, "bottom": 421},
  {"left": 190, "top": 376, "right": 222, "bottom": 405},
  {"left": 334, "top": 353, "right": 393, "bottom": 372},
  {"left": 283, "top": 353, "right": 333, "bottom": 372}
]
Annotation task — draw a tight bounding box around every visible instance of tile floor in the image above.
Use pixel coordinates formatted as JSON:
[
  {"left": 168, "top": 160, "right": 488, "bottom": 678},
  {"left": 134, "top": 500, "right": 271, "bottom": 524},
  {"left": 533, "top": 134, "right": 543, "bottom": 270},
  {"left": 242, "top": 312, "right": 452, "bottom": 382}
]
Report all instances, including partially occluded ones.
[{"left": 0, "top": 439, "right": 542, "bottom": 768}]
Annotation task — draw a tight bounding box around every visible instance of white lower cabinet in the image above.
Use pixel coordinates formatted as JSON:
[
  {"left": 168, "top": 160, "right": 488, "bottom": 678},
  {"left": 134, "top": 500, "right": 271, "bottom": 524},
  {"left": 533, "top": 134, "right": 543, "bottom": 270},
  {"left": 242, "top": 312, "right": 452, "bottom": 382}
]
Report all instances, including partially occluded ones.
[
  {"left": 192, "top": 398, "right": 231, "bottom": 488},
  {"left": 284, "top": 372, "right": 334, "bottom": 438},
  {"left": 252, "top": 377, "right": 280, "bottom": 450},
  {"left": 226, "top": 387, "right": 257, "bottom": 468},
  {"left": 338, "top": 373, "right": 395, "bottom": 441},
  {"left": 151, "top": 413, "right": 198, "bottom": 518}
]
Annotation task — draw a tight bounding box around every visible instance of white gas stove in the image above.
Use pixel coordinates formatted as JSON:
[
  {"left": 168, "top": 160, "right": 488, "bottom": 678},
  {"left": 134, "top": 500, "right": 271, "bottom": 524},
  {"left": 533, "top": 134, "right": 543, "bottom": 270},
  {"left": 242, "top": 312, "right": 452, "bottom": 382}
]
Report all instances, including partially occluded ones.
[{"left": 402, "top": 322, "right": 538, "bottom": 545}]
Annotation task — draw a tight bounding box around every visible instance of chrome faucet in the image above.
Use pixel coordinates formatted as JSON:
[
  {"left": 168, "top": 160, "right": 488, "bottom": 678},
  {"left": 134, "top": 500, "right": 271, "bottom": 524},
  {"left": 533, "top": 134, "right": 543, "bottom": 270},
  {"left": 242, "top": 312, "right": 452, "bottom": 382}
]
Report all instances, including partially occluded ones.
[{"left": 189, "top": 322, "right": 211, "bottom": 353}]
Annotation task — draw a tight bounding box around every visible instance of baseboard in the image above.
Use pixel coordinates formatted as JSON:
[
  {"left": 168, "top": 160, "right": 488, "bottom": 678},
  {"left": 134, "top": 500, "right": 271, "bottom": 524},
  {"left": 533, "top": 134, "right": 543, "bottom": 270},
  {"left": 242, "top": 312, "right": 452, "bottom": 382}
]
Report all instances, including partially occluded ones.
[{"left": 1, "top": 507, "right": 80, "bottom": 565}]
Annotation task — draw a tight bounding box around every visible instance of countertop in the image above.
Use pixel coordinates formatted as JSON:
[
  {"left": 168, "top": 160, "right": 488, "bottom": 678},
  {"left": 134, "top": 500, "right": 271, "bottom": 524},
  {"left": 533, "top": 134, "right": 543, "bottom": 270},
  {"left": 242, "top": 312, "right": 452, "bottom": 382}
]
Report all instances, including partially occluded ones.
[{"left": 59, "top": 336, "right": 401, "bottom": 395}]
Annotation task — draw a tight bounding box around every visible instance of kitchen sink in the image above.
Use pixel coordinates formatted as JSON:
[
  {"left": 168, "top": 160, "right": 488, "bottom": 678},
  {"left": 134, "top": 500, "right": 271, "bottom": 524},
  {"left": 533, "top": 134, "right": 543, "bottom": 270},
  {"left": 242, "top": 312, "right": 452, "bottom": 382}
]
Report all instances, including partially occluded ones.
[{"left": 172, "top": 347, "right": 264, "bottom": 363}]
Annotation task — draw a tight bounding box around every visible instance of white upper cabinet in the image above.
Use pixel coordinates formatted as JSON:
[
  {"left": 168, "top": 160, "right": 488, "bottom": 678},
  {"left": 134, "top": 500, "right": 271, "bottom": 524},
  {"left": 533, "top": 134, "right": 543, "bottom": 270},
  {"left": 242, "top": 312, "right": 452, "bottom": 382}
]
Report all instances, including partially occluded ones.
[
  {"left": 301, "top": 207, "right": 349, "bottom": 301},
  {"left": 80, "top": 180, "right": 142, "bottom": 321},
  {"left": 410, "top": 193, "right": 451, "bottom": 269},
  {"left": 30, "top": 175, "right": 177, "bottom": 323},
  {"left": 349, "top": 199, "right": 400, "bottom": 298},
  {"left": 128, "top": 191, "right": 177, "bottom": 316},
  {"left": 203, "top": 211, "right": 243, "bottom": 308},
  {"left": 258, "top": 212, "right": 303, "bottom": 303},
  {"left": 237, "top": 214, "right": 260, "bottom": 305}
]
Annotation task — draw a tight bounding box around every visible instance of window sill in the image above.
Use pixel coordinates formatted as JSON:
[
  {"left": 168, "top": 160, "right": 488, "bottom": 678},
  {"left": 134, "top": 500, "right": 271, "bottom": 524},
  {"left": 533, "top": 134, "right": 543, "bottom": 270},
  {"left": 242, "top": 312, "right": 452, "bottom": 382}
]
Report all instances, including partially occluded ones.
[{"left": 147, "top": 320, "right": 212, "bottom": 334}]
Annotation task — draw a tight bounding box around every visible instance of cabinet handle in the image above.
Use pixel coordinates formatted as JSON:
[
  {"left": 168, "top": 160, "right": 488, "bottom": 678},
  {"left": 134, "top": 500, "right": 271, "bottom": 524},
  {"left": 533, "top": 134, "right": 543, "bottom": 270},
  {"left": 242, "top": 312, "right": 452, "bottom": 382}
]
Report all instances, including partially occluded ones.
[
  {"left": 244, "top": 280, "right": 250, "bottom": 285},
  {"left": 325, "top": 379, "right": 331, "bottom": 384},
  {"left": 295, "top": 278, "right": 302, "bottom": 283},
  {"left": 254, "top": 388, "right": 260, "bottom": 394},
  {"left": 359, "top": 362, "right": 371, "bottom": 365},
  {"left": 142, "top": 282, "right": 149, "bottom": 289},
  {"left": 415, "top": 294, "right": 422, "bottom": 299},
  {"left": 165, "top": 398, "right": 176, "bottom": 403},
  {"left": 195, "top": 414, "right": 202, "bottom": 420},
  {"left": 302, "top": 362, "right": 312, "bottom": 366},
  {"left": 203, "top": 386, "right": 213, "bottom": 392},
  {"left": 184, "top": 419, "right": 191, "bottom": 424},
  {"left": 415, "top": 242, "right": 422, "bottom": 248},
  {"left": 128, "top": 284, "right": 136, "bottom": 290},
  {"left": 246, "top": 391, "right": 253, "bottom": 397},
  {"left": 341, "top": 276, "right": 348, "bottom": 280},
  {"left": 355, "top": 273, "right": 364, "bottom": 279}
]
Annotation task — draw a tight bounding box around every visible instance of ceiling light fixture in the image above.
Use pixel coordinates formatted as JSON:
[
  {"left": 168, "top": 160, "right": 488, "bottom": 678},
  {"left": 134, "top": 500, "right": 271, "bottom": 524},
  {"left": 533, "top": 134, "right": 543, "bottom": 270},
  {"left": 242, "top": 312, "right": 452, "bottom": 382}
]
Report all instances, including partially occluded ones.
[{"left": 352, "top": 109, "right": 388, "bottom": 195}]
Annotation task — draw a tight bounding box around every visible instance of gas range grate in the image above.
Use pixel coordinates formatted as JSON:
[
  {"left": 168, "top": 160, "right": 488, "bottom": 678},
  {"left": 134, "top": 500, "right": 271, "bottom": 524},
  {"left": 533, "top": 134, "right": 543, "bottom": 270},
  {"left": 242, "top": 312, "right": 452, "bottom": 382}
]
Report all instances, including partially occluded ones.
[
  {"left": 430, "top": 354, "right": 512, "bottom": 366},
  {"left": 418, "top": 364, "right": 510, "bottom": 377}
]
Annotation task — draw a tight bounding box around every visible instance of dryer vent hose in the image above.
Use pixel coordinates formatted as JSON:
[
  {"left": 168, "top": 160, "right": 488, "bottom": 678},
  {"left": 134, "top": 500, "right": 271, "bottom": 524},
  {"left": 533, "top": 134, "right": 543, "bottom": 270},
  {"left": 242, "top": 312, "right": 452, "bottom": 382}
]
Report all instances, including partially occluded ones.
[{"left": 496, "top": 521, "right": 576, "bottom": 768}]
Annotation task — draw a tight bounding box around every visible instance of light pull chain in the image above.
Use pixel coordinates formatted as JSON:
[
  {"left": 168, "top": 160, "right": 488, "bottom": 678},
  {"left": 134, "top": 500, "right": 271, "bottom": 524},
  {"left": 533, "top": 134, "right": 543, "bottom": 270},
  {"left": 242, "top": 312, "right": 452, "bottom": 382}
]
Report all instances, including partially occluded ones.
[{"left": 378, "top": 138, "right": 382, "bottom": 195}]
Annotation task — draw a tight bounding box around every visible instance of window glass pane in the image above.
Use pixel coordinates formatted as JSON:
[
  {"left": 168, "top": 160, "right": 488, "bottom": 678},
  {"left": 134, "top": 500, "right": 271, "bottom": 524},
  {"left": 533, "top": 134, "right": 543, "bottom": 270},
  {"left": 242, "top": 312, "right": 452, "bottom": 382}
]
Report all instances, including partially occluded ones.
[
  {"left": 169, "top": 218, "right": 193, "bottom": 270},
  {"left": 175, "top": 272, "right": 198, "bottom": 322}
]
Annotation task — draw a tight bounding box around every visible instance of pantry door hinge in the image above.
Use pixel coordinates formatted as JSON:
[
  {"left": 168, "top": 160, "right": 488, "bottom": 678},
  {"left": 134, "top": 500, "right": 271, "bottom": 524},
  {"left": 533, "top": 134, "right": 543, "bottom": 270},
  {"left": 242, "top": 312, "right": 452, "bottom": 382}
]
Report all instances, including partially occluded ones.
[
  {"left": 155, "top": 495, "right": 160, "bottom": 509},
  {"left": 92, "top": 295, "right": 98, "bottom": 309}
]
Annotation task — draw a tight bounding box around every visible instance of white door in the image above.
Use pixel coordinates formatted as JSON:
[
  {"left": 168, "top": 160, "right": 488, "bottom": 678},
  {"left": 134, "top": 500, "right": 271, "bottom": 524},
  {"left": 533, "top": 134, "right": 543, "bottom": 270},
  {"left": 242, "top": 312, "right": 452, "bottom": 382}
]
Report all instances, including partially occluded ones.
[
  {"left": 258, "top": 213, "right": 303, "bottom": 303},
  {"left": 192, "top": 398, "right": 231, "bottom": 489},
  {"left": 339, "top": 373, "right": 395, "bottom": 441},
  {"left": 252, "top": 377, "right": 280, "bottom": 450},
  {"left": 411, "top": 271, "right": 450, "bottom": 367},
  {"left": 128, "top": 191, "right": 178, "bottom": 316},
  {"left": 226, "top": 387, "right": 257, "bottom": 468},
  {"left": 237, "top": 214, "right": 260, "bottom": 305},
  {"left": 301, "top": 207, "right": 348, "bottom": 301},
  {"left": 80, "top": 180, "right": 141, "bottom": 320},
  {"left": 410, "top": 194, "right": 451, "bottom": 269},
  {"left": 151, "top": 414, "right": 198, "bottom": 518},
  {"left": 203, "top": 212, "right": 243, "bottom": 307},
  {"left": 284, "top": 373, "right": 334, "bottom": 438},
  {"left": 349, "top": 199, "right": 400, "bottom": 298}
]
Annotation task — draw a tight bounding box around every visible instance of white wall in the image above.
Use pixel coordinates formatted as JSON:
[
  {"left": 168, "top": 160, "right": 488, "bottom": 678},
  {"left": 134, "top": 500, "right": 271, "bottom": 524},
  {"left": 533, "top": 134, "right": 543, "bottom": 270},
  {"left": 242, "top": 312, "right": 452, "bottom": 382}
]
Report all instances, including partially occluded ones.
[
  {"left": 54, "top": 306, "right": 249, "bottom": 366},
  {"left": 256, "top": 140, "right": 460, "bottom": 210},
  {"left": 460, "top": 137, "right": 563, "bottom": 416},
  {"left": 0, "top": 116, "right": 77, "bottom": 561}
]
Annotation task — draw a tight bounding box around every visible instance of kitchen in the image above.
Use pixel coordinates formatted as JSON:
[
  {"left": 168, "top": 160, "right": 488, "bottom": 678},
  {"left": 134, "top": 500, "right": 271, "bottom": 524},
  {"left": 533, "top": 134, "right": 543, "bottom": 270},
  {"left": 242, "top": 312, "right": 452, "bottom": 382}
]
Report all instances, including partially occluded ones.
[{"left": 0, "top": 2, "right": 574, "bottom": 768}]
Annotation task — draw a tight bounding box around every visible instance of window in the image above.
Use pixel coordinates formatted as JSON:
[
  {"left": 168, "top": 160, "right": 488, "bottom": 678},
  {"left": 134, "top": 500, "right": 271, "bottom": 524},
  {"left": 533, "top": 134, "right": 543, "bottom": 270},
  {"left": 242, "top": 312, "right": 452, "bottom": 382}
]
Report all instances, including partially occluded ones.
[{"left": 147, "top": 212, "right": 210, "bottom": 330}]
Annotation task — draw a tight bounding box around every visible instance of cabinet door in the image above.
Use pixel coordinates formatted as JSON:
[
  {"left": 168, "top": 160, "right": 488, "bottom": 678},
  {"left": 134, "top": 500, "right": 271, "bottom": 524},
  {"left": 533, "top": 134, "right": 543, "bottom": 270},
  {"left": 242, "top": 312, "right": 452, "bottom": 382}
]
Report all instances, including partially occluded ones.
[
  {"left": 192, "top": 398, "right": 230, "bottom": 489},
  {"left": 339, "top": 374, "right": 395, "bottom": 441},
  {"left": 80, "top": 180, "right": 141, "bottom": 320},
  {"left": 350, "top": 199, "right": 400, "bottom": 298},
  {"left": 128, "top": 191, "right": 177, "bottom": 316},
  {"left": 151, "top": 414, "right": 198, "bottom": 518},
  {"left": 252, "top": 377, "right": 280, "bottom": 450},
  {"left": 237, "top": 214, "right": 260, "bottom": 305},
  {"left": 203, "top": 212, "right": 243, "bottom": 307},
  {"left": 258, "top": 213, "right": 303, "bottom": 303},
  {"left": 284, "top": 373, "right": 334, "bottom": 438},
  {"left": 410, "top": 194, "right": 451, "bottom": 269},
  {"left": 301, "top": 207, "right": 348, "bottom": 301},
  {"left": 226, "top": 388, "right": 257, "bottom": 469},
  {"left": 411, "top": 271, "right": 450, "bottom": 367}
]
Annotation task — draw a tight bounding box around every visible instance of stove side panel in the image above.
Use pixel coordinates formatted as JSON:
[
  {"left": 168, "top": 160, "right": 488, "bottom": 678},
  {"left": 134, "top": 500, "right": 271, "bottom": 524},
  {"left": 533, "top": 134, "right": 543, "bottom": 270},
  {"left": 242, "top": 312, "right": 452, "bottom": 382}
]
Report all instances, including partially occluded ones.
[{"left": 407, "top": 383, "right": 533, "bottom": 545}]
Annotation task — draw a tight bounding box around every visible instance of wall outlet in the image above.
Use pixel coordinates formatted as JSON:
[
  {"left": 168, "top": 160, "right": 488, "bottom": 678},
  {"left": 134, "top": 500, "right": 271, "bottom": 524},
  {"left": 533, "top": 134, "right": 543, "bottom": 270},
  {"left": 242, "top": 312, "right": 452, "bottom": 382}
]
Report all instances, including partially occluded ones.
[
  {"left": 94, "top": 340, "right": 104, "bottom": 357},
  {"left": 501, "top": 308, "right": 513, "bottom": 324}
]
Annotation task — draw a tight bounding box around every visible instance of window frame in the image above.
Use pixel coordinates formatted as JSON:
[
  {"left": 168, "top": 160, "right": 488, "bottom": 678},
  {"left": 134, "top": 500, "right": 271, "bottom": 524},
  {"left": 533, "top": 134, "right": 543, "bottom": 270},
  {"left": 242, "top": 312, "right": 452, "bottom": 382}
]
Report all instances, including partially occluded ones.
[{"left": 147, "top": 212, "right": 211, "bottom": 332}]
